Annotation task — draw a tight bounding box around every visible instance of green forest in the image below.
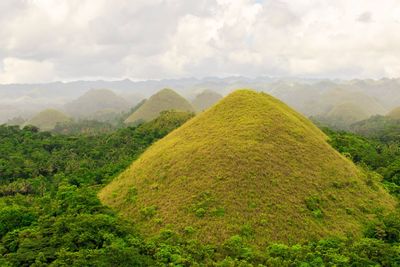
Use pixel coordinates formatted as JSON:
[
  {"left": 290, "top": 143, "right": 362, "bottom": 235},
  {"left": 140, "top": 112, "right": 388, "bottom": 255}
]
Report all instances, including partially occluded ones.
[{"left": 0, "top": 107, "right": 399, "bottom": 266}]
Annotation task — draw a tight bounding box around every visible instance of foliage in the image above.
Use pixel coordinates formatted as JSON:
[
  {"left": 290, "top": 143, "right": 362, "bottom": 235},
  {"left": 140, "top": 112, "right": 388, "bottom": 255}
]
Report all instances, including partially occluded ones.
[
  {"left": 0, "top": 111, "right": 192, "bottom": 266},
  {"left": 1, "top": 91, "right": 400, "bottom": 266},
  {"left": 350, "top": 115, "right": 400, "bottom": 142}
]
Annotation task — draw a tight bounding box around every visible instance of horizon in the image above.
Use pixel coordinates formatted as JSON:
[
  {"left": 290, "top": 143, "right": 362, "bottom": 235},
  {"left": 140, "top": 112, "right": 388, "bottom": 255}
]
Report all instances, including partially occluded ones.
[{"left": 0, "top": 75, "right": 399, "bottom": 86}]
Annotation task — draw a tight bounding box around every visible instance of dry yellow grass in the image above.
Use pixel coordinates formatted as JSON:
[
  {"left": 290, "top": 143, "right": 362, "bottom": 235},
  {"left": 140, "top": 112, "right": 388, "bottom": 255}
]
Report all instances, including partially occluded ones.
[{"left": 100, "top": 89, "right": 396, "bottom": 247}]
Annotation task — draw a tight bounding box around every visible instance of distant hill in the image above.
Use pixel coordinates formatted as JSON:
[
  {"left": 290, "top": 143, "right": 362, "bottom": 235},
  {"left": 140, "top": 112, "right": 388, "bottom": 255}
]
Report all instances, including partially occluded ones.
[
  {"left": 64, "top": 89, "right": 130, "bottom": 118},
  {"left": 100, "top": 89, "right": 395, "bottom": 246},
  {"left": 124, "top": 88, "right": 194, "bottom": 124},
  {"left": 315, "top": 102, "right": 370, "bottom": 130},
  {"left": 25, "top": 109, "right": 71, "bottom": 131},
  {"left": 387, "top": 106, "right": 400, "bottom": 120},
  {"left": 348, "top": 108, "right": 400, "bottom": 141},
  {"left": 192, "top": 90, "right": 223, "bottom": 112}
]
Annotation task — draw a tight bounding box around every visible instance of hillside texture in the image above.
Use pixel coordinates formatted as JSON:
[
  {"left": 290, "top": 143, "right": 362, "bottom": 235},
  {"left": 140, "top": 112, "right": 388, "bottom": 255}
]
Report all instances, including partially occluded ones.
[
  {"left": 100, "top": 90, "right": 395, "bottom": 246},
  {"left": 124, "top": 89, "right": 194, "bottom": 124},
  {"left": 25, "top": 109, "right": 71, "bottom": 131}
]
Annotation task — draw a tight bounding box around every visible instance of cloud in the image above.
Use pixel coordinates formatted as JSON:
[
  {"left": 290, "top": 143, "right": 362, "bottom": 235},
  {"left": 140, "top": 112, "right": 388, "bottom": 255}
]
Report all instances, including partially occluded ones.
[
  {"left": 0, "top": 0, "right": 399, "bottom": 82},
  {"left": 0, "top": 57, "right": 56, "bottom": 83},
  {"left": 357, "top": 11, "right": 373, "bottom": 23}
]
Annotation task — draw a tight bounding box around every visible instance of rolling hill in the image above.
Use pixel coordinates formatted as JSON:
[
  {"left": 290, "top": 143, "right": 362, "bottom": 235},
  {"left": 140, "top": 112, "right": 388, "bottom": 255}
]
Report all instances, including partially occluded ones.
[
  {"left": 25, "top": 109, "right": 71, "bottom": 131},
  {"left": 124, "top": 88, "right": 194, "bottom": 124},
  {"left": 64, "top": 89, "right": 130, "bottom": 118},
  {"left": 100, "top": 90, "right": 395, "bottom": 247},
  {"left": 192, "top": 90, "right": 223, "bottom": 112}
]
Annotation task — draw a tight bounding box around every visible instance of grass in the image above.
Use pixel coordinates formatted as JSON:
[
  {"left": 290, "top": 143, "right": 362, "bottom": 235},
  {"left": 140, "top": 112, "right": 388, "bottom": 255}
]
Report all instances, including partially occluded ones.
[
  {"left": 25, "top": 109, "right": 71, "bottom": 131},
  {"left": 124, "top": 88, "right": 194, "bottom": 124},
  {"left": 100, "top": 89, "right": 396, "bottom": 247}
]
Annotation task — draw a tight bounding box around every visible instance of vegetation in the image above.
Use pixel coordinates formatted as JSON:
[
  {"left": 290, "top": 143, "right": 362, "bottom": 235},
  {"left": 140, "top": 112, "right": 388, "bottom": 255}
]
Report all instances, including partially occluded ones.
[
  {"left": 1, "top": 90, "right": 400, "bottom": 266},
  {"left": 24, "top": 109, "right": 71, "bottom": 131},
  {"left": 349, "top": 115, "right": 400, "bottom": 142},
  {"left": 191, "top": 90, "right": 223, "bottom": 112},
  {"left": 324, "top": 128, "right": 400, "bottom": 197},
  {"left": 124, "top": 88, "right": 194, "bottom": 125},
  {"left": 100, "top": 90, "right": 395, "bottom": 247}
]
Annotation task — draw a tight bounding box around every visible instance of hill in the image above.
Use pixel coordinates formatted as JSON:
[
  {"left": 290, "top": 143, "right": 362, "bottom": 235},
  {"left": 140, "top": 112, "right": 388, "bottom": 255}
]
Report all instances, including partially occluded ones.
[
  {"left": 25, "top": 109, "right": 71, "bottom": 131},
  {"left": 315, "top": 102, "right": 370, "bottom": 130},
  {"left": 387, "top": 106, "right": 400, "bottom": 120},
  {"left": 124, "top": 88, "right": 194, "bottom": 124},
  {"left": 100, "top": 90, "right": 395, "bottom": 246},
  {"left": 192, "top": 90, "right": 223, "bottom": 112},
  {"left": 64, "top": 89, "right": 130, "bottom": 118}
]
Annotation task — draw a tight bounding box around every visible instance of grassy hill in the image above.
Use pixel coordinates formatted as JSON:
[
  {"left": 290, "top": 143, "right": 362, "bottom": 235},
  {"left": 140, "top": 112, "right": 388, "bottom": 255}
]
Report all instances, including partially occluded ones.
[
  {"left": 100, "top": 90, "right": 395, "bottom": 247},
  {"left": 387, "top": 106, "right": 400, "bottom": 120},
  {"left": 192, "top": 90, "right": 223, "bottom": 112},
  {"left": 64, "top": 89, "right": 130, "bottom": 118},
  {"left": 124, "top": 89, "right": 194, "bottom": 124},
  {"left": 25, "top": 109, "right": 71, "bottom": 131}
]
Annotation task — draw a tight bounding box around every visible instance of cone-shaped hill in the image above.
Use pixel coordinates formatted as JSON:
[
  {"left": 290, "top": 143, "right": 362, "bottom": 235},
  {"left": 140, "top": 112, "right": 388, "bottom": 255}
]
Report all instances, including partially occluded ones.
[
  {"left": 192, "top": 90, "right": 223, "bottom": 112},
  {"left": 124, "top": 89, "right": 194, "bottom": 124},
  {"left": 100, "top": 90, "right": 395, "bottom": 246},
  {"left": 387, "top": 106, "right": 400, "bottom": 120},
  {"left": 64, "top": 89, "right": 130, "bottom": 118},
  {"left": 25, "top": 109, "right": 71, "bottom": 131}
]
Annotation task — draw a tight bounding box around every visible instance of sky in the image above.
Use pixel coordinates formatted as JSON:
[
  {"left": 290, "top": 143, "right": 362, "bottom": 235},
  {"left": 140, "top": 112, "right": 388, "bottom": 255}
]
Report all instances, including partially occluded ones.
[{"left": 0, "top": 0, "right": 400, "bottom": 83}]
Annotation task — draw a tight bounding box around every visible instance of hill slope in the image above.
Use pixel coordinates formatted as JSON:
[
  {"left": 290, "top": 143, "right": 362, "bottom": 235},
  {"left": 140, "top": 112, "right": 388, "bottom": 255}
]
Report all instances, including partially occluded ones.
[
  {"left": 315, "top": 102, "right": 370, "bottom": 130},
  {"left": 25, "top": 109, "right": 71, "bottom": 131},
  {"left": 124, "top": 89, "right": 194, "bottom": 124},
  {"left": 192, "top": 90, "right": 223, "bottom": 112},
  {"left": 100, "top": 90, "right": 395, "bottom": 246},
  {"left": 64, "top": 89, "right": 130, "bottom": 118},
  {"left": 387, "top": 106, "right": 400, "bottom": 120}
]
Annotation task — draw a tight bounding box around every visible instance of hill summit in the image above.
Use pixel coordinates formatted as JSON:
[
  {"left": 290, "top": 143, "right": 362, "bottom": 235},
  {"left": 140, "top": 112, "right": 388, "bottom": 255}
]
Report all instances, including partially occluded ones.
[
  {"left": 124, "top": 88, "right": 194, "bottom": 124},
  {"left": 100, "top": 90, "right": 395, "bottom": 246},
  {"left": 25, "top": 109, "right": 71, "bottom": 131}
]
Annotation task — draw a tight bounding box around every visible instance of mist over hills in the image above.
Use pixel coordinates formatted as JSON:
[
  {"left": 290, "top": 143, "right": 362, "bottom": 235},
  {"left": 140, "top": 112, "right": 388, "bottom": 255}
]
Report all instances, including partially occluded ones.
[
  {"left": 63, "top": 89, "right": 132, "bottom": 119},
  {"left": 1, "top": 77, "right": 400, "bottom": 125}
]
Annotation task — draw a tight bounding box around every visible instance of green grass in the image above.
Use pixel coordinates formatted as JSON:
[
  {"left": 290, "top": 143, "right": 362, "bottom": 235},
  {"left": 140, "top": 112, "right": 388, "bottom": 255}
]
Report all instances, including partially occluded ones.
[
  {"left": 124, "top": 88, "right": 195, "bottom": 124},
  {"left": 100, "top": 89, "right": 396, "bottom": 247},
  {"left": 25, "top": 109, "right": 71, "bottom": 131}
]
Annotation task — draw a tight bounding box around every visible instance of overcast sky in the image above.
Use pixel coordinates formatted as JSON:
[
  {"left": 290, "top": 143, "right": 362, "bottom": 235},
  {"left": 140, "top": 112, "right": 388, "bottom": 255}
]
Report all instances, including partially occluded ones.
[{"left": 0, "top": 0, "right": 399, "bottom": 83}]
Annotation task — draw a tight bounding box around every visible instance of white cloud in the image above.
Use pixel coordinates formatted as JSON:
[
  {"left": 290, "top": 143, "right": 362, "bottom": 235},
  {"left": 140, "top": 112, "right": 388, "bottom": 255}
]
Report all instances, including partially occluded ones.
[
  {"left": 0, "top": 0, "right": 400, "bottom": 82},
  {"left": 0, "top": 58, "right": 56, "bottom": 83}
]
